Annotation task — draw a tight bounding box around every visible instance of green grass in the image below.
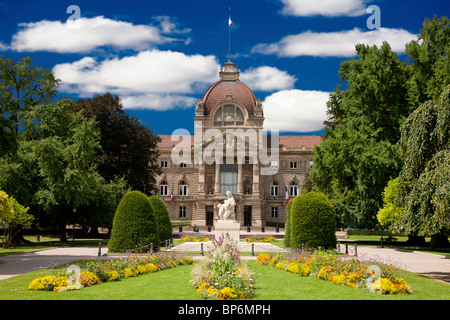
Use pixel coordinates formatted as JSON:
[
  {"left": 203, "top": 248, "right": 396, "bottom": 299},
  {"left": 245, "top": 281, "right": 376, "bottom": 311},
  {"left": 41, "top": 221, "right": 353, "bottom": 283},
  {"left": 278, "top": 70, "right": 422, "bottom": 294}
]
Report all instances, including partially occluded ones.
[{"left": 1, "top": 260, "right": 449, "bottom": 300}]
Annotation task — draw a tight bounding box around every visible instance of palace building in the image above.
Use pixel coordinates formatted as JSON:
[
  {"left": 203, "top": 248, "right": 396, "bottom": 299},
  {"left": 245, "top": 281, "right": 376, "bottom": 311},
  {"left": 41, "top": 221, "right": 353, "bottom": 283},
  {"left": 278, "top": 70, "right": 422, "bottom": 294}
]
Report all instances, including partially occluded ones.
[{"left": 156, "top": 60, "right": 322, "bottom": 227}]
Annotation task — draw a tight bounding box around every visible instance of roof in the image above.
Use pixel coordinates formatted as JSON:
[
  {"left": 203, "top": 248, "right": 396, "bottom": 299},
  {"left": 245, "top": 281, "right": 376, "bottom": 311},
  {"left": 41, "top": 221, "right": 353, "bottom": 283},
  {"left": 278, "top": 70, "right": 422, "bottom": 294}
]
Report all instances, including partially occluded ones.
[
  {"left": 157, "top": 134, "right": 322, "bottom": 149},
  {"left": 202, "top": 79, "right": 257, "bottom": 116}
]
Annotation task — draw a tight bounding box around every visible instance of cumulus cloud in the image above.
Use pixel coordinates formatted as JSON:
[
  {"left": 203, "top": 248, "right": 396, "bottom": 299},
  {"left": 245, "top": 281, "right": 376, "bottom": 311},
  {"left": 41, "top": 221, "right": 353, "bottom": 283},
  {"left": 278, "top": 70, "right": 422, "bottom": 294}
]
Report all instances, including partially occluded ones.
[
  {"left": 11, "top": 16, "right": 187, "bottom": 53},
  {"left": 240, "top": 66, "right": 296, "bottom": 91},
  {"left": 121, "top": 94, "right": 196, "bottom": 110},
  {"left": 279, "top": 0, "right": 368, "bottom": 17},
  {"left": 0, "top": 41, "right": 8, "bottom": 51},
  {"left": 252, "top": 27, "right": 417, "bottom": 57},
  {"left": 262, "top": 89, "right": 329, "bottom": 132},
  {"left": 53, "top": 50, "right": 219, "bottom": 110}
]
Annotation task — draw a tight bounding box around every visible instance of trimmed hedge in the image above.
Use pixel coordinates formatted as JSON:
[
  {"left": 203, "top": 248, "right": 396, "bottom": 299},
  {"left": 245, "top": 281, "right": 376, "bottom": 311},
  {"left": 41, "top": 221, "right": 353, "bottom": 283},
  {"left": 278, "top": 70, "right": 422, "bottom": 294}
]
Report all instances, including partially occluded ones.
[
  {"left": 290, "top": 191, "right": 336, "bottom": 249},
  {"left": 109, "top": 191, "right": 160, "bottom": 252},
  {"left": 284, "top": 200, "right": 293, "bottom": 247},
  {"left": 148, "top": 195, "right": 172, "bottom": 243}
]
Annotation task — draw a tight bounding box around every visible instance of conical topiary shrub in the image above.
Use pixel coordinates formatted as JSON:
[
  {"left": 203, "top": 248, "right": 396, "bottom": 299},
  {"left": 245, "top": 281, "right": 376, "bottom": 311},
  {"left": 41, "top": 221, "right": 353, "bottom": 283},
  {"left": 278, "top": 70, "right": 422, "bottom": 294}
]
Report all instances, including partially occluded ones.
[
  {"left": 148, "top": 195, "right": 172, "bottom": 243},
  {"left": 290, "top": 191, "right": 336, "bottom": 250},
  {"left": 109, "top": 191, "right": 160, "bottom": 252}
]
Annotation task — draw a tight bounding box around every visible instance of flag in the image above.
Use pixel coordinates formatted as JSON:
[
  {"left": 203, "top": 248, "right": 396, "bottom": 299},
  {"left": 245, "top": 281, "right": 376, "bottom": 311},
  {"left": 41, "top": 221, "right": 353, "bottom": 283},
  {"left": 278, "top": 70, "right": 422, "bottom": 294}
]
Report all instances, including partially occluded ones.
[
  {"left": 285, "top": 185, "right": 290, "bottom": 203},
  {"left": 228, "top": 7, "right": 232, "bottom": 27},
  {"left": 170, "top": 186, "right": 174, "bottom": 203}
]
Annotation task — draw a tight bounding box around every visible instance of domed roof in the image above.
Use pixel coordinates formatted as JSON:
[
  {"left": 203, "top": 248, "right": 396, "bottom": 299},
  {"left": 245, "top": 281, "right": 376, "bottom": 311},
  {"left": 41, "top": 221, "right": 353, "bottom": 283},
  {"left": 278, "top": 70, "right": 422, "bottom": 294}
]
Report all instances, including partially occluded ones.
[{"left": 202, "top": 62, "right": 257, "bottom": 116}]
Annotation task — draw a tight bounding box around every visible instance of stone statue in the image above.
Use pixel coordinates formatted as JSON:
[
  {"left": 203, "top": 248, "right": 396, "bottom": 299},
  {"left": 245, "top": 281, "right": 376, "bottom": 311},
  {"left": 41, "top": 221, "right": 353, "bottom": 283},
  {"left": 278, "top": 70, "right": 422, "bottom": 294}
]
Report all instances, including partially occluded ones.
[{"left": 215, "top": 191, "right": 236, "bottom": 221}]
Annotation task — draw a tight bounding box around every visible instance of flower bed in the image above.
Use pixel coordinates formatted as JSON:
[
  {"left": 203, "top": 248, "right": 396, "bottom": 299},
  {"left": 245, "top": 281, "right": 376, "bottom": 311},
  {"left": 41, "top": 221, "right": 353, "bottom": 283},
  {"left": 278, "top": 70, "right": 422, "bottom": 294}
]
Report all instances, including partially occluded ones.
[
  {"left": 191, "top": 234, "right": 256, "bottom": 300},
  {"left": 28, "top": 252, "right": 193, "bottom": 292},
  {"left": 257, "top": 250, "right": 412, "bottom": 295},
  {"left": 180, "top": 235, "right": 210, "bottom": 242},
  {"left": 244, "top": 236, "right": 277, "bottom": 243}
]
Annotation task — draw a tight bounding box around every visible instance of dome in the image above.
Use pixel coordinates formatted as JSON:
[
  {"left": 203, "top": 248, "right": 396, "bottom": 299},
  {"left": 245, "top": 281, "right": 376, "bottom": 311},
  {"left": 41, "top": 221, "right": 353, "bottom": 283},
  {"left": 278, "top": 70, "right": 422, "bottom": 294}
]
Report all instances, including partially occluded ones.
[{"left": 202, "top": 62, "right": 257, "bottom": 116}]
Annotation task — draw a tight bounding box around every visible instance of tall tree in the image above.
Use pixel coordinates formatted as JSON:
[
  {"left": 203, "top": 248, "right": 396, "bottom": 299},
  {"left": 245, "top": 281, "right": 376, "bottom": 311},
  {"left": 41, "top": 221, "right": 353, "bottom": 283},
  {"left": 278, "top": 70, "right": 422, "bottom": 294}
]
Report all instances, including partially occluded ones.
[
  {"left": 394, "top": 85, "right": 450, "bottom": 249},
  {"left": 74, "top": 93, "right": 161, "bottom": 194},
  {"left": 310, "top": 42, "right": 410, "bottom": 228},
  {"left": 406, "top": 16, "right": 450, "bottom": 107},
  {"left": 0, "top": 56, "right": 59, "bottom": 155}
]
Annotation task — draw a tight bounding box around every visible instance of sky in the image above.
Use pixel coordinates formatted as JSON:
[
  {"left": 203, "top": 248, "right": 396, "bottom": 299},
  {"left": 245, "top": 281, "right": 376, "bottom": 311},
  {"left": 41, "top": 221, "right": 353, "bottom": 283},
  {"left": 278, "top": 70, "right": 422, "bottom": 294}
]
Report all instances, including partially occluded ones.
[{"left": 0, "top": 0, "right": 448, "bottom": 135}]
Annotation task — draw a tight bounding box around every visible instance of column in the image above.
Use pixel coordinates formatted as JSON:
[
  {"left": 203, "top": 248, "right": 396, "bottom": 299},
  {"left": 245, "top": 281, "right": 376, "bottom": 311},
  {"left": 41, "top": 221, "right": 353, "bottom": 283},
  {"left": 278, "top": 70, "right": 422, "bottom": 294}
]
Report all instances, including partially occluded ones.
[
  {"left": 214, "top": 163, "right": 220, "bottom": 194},
  {"left": 237, "top": 163, "right": 243, "bottom": 194}
]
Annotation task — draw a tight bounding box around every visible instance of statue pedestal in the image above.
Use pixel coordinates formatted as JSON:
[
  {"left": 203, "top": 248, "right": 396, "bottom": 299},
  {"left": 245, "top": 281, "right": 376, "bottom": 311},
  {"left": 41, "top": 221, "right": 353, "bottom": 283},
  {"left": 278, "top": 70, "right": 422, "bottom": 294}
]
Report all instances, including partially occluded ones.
[{"left": 214, "top": 220, "right": 240, "bottom": 242}]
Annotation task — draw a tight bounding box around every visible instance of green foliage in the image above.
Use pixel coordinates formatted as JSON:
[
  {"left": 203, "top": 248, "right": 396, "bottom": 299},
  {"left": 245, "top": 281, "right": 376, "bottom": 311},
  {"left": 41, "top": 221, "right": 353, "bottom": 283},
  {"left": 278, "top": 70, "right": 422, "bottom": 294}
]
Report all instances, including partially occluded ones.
[
  {"left": 310, "top": 42, "right": 409, "bottom": 228},
  {"left": 0, "top": 190, "right": 13, "bottom": 223},
  {"left": 109, "top": 191, "right": 160, "bottom": 252},
  {"left": 395, "top": 85, "right": 450, "bottom": 237},
  {"left": 406, "top": 16, "right": 450, "bottom": 107},
  {"left": 74, "top": 93, "right": 162, "bottom": 194},
  {"left": 148, "top": 195, "right": 172, "bottom": 242},
  {"left": 377, "top": 178, "right": 403, "bottom": 227},
  {"left": 0, "top": 55, "right": 59, "bottom": 156},
  {"left": 290, "top": 191, "right": 336, "bottom": 249},
  {"left": 284, "top": 200, "right": 292, "bottom": 247}
]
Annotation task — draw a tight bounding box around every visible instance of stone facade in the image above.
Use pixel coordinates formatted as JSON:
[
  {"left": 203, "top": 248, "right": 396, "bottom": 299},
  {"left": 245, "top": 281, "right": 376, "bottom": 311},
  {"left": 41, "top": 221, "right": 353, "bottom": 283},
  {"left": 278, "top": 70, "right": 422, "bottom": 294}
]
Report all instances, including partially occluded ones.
[{"left": 155, "top": 61, "right": 322, "bottom": 227}]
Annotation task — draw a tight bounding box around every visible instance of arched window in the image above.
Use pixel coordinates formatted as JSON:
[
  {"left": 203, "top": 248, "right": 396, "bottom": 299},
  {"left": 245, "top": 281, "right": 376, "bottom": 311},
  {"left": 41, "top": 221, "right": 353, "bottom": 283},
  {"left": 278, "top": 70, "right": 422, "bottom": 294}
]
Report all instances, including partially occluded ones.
[
  {"left": 160, "top": 181, "right": 168, "bottom": 196},
  {"left": 179, "top": 181, "right": 187, "bottom": 196},
  {"left": 220, "top": 164, "right": 237, "bottom": 194},
  {"left": 214, "top": 105, "right": 244, "bottom": 126},
  {"left": 289, "top": 181, "right": 298, "bottom": 197},
  {"left": 270, "top": 182, "right": 279, "bottom": 196}
]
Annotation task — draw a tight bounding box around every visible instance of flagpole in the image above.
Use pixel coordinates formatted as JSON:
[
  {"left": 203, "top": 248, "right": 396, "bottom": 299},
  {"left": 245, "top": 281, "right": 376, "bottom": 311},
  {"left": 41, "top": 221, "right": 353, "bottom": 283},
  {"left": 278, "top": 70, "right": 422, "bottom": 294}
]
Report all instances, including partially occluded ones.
[{"left": 228, "top": 6, "right": 231, "bottom": 62}]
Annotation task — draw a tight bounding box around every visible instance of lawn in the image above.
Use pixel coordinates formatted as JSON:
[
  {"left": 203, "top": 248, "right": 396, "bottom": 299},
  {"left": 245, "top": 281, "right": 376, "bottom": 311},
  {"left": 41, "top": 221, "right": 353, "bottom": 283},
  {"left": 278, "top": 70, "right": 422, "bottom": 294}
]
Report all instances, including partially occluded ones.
[{"left": 1, "top": 260, "right": 449, "bottom": 300}]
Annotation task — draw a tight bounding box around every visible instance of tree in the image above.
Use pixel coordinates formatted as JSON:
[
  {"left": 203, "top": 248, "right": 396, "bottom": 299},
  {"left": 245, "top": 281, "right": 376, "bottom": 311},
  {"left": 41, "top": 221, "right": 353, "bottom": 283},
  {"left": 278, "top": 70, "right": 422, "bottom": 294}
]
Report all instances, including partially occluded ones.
[
  {"left": 310, "top": 42, "right": 410, "bottom": 228},
  {"left": 290, "top": 191, "right": 336, "bottom": 249},
  {"left": 406, "top": 16, "right": 450, "bottom": 107},
  {"left": 109, "top": 191, "right": 160, "bottom": 252},
  {"left": 376, "top": 177, "right": 403, "bottom": 228},
  {"left": 148, "top": 195, "right": 172, "bottom": 243},
  {"left": 73, "top": 93, "right": 161, "bottom": 194},
  {"left": 394, "top": 85, "right": 450, "bottom": 249},
  {"left": 0, "top": 56, "right": 59, "bottom": 155}
]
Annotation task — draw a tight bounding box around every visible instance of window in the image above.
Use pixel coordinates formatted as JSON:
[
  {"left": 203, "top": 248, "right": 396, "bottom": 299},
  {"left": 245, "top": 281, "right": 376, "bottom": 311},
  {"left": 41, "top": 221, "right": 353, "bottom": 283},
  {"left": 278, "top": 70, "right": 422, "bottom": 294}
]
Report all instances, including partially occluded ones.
[
  {"left": 270, "top": 182, "right": 279, "bottom": 196},
  {"left": 160, "top": 181, "right": 168, "bottom": 196},
  {"left": 214, "top": 105, "right": 244, "bottom": 126},
  {"left": 179, "top": 181, "right": 187, "bottom": 196},
  {"left": 271, "top": 207, "right": 278, "bottom": 219},
  {"left": 220, "top": 164, "right": 237, "bottom": 194},
  {"left": 290, "top": 161, "right": 297, "bottom": 169},
  {"left": 180, "top": 161, "right": 187, "bottom": 168},
  {"left": 289, "top": 182, "right": 298, "bottom": 197},
  {"left": 179, "top": 206, "right": 186, "bottom": 218},
  {"left": 160, "top": 160, "right": 168, "bottom": 168}
]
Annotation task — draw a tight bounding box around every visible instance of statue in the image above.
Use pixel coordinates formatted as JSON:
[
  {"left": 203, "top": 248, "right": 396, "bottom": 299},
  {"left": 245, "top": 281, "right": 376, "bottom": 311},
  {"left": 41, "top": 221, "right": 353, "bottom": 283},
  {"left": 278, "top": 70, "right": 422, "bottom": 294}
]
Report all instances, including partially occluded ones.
[{"left": 215, "top": 191, "right": 236, "bottom": 221}]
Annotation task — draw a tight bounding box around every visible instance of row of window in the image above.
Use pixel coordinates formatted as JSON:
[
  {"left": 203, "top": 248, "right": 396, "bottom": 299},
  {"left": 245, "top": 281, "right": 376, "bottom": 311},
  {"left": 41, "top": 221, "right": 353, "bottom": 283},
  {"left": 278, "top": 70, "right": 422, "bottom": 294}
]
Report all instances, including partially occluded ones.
[
  {"left": 175, "top": 206, "right": 280, "bottom": 219},
  {"left": 161, "top": 160, "right": 313, "bottom": 170},
  {"left": 159, "top": 180, "right": 299, "bottom": 197}
]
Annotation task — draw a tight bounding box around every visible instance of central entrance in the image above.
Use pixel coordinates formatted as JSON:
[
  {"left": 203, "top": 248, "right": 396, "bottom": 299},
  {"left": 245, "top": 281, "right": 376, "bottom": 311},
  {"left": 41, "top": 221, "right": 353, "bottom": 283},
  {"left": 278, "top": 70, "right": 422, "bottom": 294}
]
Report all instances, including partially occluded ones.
[
  {"left": 244, "top": 206, "right": 252, "bottom": 226},
  {"left": 206, "top": 206, "right": 214, "bottom": 226}
]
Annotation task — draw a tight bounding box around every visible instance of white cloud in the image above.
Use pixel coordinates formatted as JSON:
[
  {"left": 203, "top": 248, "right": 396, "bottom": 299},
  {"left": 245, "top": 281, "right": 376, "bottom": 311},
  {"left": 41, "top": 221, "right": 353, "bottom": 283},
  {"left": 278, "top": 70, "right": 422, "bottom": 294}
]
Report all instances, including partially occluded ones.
[
  {"left": 0, "top": 41, "right": 8, "bottom": 51},
  {"left": 11, "top": 16, "right": 186, "bottom": 53},
  {"left": 240, "top": 66, "right": 296, "bottom": 91},
  {"left": 252, "top": 27, "right": 417, "bottom": 57},
  {"left": 262, "top": 89, "right": 329, "bottom": 132},
  {"left": 121, "top": 94, "right": 196, "bottom": 110},
  {"left": 279, "top": 0, "right": 368, "bottom": 17},
  {"left": 53, "top": 50, "right": 219, "bottom": 110}
]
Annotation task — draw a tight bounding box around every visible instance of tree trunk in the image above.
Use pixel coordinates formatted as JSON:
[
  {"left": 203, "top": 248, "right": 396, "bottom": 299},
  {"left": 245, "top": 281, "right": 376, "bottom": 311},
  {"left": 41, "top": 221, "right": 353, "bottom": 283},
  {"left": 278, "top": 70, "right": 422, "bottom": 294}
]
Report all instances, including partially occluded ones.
[
  {"left": 430, "top": 234, "right": 450, "bottom": 250},
  {"left": 406, "top": 235, "right": 426, "bottom": 246}
]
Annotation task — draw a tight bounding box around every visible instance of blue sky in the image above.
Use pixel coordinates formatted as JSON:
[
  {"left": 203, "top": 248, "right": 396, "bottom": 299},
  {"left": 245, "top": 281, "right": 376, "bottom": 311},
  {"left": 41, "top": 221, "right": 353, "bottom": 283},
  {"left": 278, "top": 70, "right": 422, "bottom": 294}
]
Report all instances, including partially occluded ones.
[{"left": 0, "top": 0, "right": 448, "bottom": 135}]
